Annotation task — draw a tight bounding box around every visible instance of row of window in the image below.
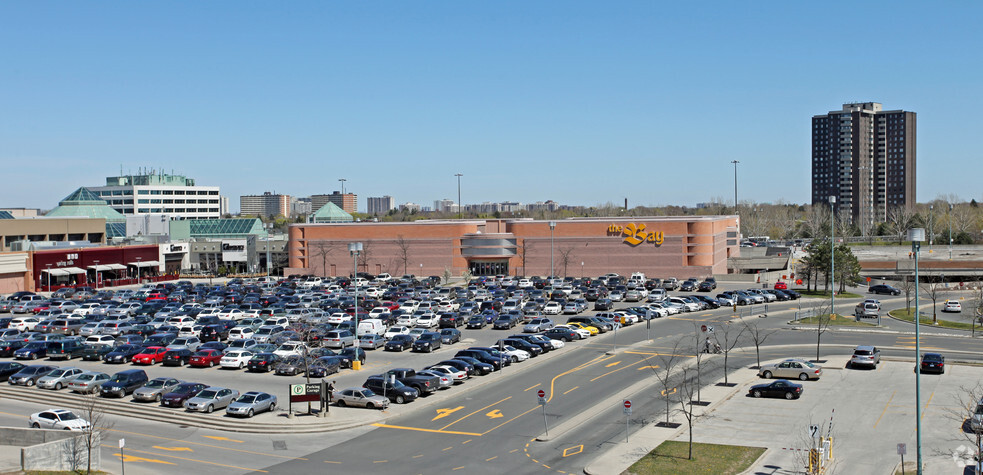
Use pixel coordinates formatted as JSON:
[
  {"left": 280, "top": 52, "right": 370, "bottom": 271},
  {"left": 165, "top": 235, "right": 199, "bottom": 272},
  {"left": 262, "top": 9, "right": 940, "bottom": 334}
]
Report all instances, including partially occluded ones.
[
  {"left": 136, "top": 199, "right": 219, "bottom": 204},
  {"left": 136, "top": 208, "right": 220, "bottom": 213},
  {"left": 135, "top": 189, "right": 218, "bottom": 196}
]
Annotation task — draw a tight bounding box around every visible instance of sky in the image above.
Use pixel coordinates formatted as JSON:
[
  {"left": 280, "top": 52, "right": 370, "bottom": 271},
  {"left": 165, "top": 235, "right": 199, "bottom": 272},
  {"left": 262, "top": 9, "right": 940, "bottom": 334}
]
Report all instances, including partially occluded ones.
[{"left": 2, "top": 2, "right": 981, "bottom": 213}]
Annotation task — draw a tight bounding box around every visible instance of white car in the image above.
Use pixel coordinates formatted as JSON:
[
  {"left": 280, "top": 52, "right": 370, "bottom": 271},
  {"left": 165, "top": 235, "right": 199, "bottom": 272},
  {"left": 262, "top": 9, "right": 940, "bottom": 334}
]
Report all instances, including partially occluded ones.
[
  {"left": 542, "top": 302, "right": 562, "bottom": 315},
  {"left": 384, "top": 326, "right": 410, "bottom": 340},
  {"left": 396, "top": 315, "right": 418, "bottom": 327},
  {"left": 415, "top": 313, "right": 439, "bottom": 328},
  {"left": 84, "top": 335, "right": 117, "bottom": 347},
  {"left": 29, "top": 408, "right": 90, "bottom": 431},
  {"left": 425, "top": 364, "right": 467, "bottom": 384},
  {"left": 10, "top": 317, "right": 40, "bottom": 332},
  {"left": 502, "top": 345, "right": 530, "bottom": 362},
  {"left": 942, "top": 300, "right": 962, "bottom": 313},
  {"left": 228, "top": 327, "right": 256, "bottom": 340},
  {"left": 220, "top": 350, "right": 255, "bottom": 369},
  {"left": 273, "top": 342, "right": 308, "bottom": 358},
  {"left": 327, "top": 313, "right": 350, "bottom": 324},
  {"left": 549, "top": 338, "right": 565, "bottom": 349},
  {"left": 368, "top": 307, "right": 391, "bottom": 319},
  {"left": 72, "top": 303, "right": 102, "bottom": 316}
]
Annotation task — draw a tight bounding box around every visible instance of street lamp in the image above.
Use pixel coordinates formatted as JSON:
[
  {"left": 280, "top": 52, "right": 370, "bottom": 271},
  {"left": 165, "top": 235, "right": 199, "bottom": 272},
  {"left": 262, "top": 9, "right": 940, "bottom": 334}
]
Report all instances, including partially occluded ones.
[
  {"left": 731, "top": 160, "right": 739, "bottom": 210},
  {"left": 136, "top": 257, "right": 142, "bottom": 281},
  {"left": 948, "top": 203, "right": 953, "bottom": 260},
  {"left": 265, "top": 223, "right": 273, "bottom": 277},
  {"left": 349, "top": 242, "right": 363, "bottom": 335},
  {"left": 549, "top": 221, "right": 556, "bottom": 278},
  {"left": 829, "top": 195, "right": 836, "bottom": 319},
  {"left": 928, "top": 205, "right": 934, "bottom": 249},
  {"left": 93, "top": 260, "right": 100, "bottom": 290},
  {"left": 338, "top": 178, "right": 346, "bottom": 195},
  {"left": 581, "top": 261, "right": 584, "bottom": 278},
  {"left": 45, "top": 264, "right": 52, "bottom": 291},
  {"left": 909, "top": 227, "right": 925, "bottom": 474},
  {"left": 455, "top": 173, "right": 463, "bottom": 220}
]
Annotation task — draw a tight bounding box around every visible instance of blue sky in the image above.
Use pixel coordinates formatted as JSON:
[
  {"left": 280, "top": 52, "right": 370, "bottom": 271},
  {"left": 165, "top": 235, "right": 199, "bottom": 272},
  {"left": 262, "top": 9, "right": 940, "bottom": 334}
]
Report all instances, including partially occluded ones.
[{"left": 2, "top": 2, "right": 980, "bottom": 212}]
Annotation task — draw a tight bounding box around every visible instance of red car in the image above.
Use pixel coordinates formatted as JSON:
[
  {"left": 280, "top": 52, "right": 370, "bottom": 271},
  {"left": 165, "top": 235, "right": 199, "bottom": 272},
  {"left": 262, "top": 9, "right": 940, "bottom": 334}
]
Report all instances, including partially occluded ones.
[
  {"left": 188, "top": 349, "right": 223, "bottom": 367},
  {"left": 774, "top": 282, "right": 788, "bottom": 290},
  {"left": 145, "top": 293, "right": 167, "bottom": 302},
  {"left": 132, "top": 346, "right": 168, "bottom": 365}
]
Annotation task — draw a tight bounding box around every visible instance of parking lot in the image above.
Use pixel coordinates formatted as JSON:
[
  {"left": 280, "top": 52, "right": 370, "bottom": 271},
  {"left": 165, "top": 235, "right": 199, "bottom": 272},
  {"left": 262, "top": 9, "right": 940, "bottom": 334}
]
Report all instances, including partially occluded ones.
[{"left": 685, "top": 356, "right": 980, "bottom": 474}]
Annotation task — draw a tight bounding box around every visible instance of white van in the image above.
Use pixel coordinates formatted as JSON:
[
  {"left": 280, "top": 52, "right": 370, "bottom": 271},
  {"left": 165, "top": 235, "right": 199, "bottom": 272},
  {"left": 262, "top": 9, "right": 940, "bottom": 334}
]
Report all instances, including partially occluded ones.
[{"left": 357, "top": 319, "right": 386, "bottom": 337}]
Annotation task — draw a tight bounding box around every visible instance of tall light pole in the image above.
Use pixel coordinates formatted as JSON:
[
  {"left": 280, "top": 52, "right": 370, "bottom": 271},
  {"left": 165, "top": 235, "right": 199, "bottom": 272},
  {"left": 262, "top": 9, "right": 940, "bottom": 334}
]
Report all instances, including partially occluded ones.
[
  {"left": 338, "top": 178, "right": 346, "bottom": 196},
  {"left": 948, "top": 203, "right": 953, "bottom": 260},
  {"left": 731, "top": 160, "right": 739, "bottom": 210},
  {"left": 455, "top": 173, "right": 463, "bottom": 220},
  {"left": 549, "top": 221, "right": 556, "bottom": 278},
  {"left": 829, "top": 195, "right": 836, "bottom": 318},
  {"left": 909, "top": 227, "right": 925, "bottom": 475},
  {"left": 349, "top": 242, "right": 363, "bottom": 335},
  {"left": 93, "top": 260, "right": 100, "bottom": 290},
  {"left": 45, "top": 264, "right": 52, "bottom": 291},
  {"left": 928, "top": 205, "right": 934, "bottom": 249},
  {"left": 265, "top": 223, "right": 273, "bottom": 277}
]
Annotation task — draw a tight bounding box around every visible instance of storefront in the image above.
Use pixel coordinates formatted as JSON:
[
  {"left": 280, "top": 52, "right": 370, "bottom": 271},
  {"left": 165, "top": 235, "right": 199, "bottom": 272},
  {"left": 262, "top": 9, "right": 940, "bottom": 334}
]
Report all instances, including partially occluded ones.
[
  {"left": 286, "top": 216, "right": 741, "bottom": 279},
  {"left": 31, "top": 244, "right": 166, "bottom": 291}
]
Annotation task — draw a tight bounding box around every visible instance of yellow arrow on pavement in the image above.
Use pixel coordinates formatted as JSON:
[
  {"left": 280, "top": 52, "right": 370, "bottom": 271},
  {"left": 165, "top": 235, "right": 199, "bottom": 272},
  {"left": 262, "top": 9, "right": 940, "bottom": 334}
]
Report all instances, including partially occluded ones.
[
  {"left": 432, "top": 406, "right": 464, "bottom": 421},
  {"left": 152, "top": 446, "right": 194, "bottom": 452},
  {"left": 202, "top": 435, "right": 244, "bottom": 443},
  {"left": 115, "top": 453, "right": 176, "bottom": 465},
  {"left": 636, "top": 365, "right": 660, "bottom": 370},
  {"left": 605, "top": 361, "right": 621, "bottom": 367},
  {"left": 486, "top": 410, "right": 504, "bottom": 419}
]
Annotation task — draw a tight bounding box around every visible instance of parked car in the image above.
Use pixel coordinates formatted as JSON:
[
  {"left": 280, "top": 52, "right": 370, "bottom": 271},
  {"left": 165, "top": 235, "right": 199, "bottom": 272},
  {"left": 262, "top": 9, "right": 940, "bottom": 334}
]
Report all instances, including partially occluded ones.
[
  {"left": 162, "top": 348, "right": 194, "bottom": 366},
  {"left": 8, "top": 364, "right": 57, "bottom": 386},
  {"left": 132, "top": 346, "right": 169, "bottom": 365},
  {"left": 439, "top": 328, "right": 461, "bottom": 345},
  {"left": 188, "top": 349, "right": 224, "bottom": 367},
  {"left": 103, "top": 344, "right": 143, "bottom": 364},
  {"left": 133, "top": 377, "right": 182, "bottom": 402},
  {"left": 385, "top": 334, "right": 415, "bottom": 352},
  {"left": 226, "top": 391, "right": 277, "bottom": 417},
  {"left": 411, "top": 332, "right": 442, "bottom": 353},
  {"left": 332, "top": 387, "right": 389, "bottom": 409},
  {"left": 758, "top": 359, "right": 823, "bottom": 381},
  {"left": 306, "top": 356, "right": 342, "bottom": 378},
  {"left": 358, "top": 334, "right": 386, "bottom": 350},
  {"left": 220, "top": 350, "right": 255, "bottom": 369},
  {"left": 942, "top": 300, "right": 962, "bottom": 313},
  {"left": 29, "top": 408, "right": 90, "bottom": 431},
  {"left": 67, "top": 371, "right": 111, "bottom": 394},
  {"left": 161, "top": 382, "right": 208, "bottom": 408},
  {"left": 523, "top": 318, "right": 554, "bottom": 333},
  {"left": 749, "top": 380, "right": 803, "bottom": 399},
  {"left": 849, "top": 346, "right": 881, "bottom": 369},
  {"left": 36, "top": 367, "right": 84, "bottom": 390},
  {"left": 100, "top": 369, "right": 149, "bottom": 398},
  {"left": 246, "top": 353, "right": 280, "bottom": 372},
  {"left": 362, "top": 375, "right": 419, "bottom": 404},
  {"left": 920, "top": 353, "right": 945, "bottom": 374},
  {"left": 323, "top": 330, "right": 356, "bottom": 349},
  {"left": 184, "top": 387, "right": 240, "bottom": 413}
]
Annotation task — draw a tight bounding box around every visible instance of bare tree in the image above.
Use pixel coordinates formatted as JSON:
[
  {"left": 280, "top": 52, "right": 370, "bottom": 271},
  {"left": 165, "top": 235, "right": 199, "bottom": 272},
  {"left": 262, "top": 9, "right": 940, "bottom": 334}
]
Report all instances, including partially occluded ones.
[
  {"left": 810, "top": 298, "right": 834, "bottom": 363},
  {"left": 691, "top": 323, "right": 712, "bottom": 405},
  {"left": 357, "top": 243, "right": 372, "bottom": 274},
  {"left": 310, "top": 241, "right": 337, "bottom": 277},
  {"left": 940, "top": 383, "right": 983, "bottom": 469},
  {"left": 801, "top": 204, "right": 830, "bottom": 239},
  {"left": 677, "top": 364, "right": 713, "bottom": 461},
  {"left": 515, "top": 240, "right": 530, "bottom": 277},
  {"left": 741, "top": 319, "right": 777, "bottom": 369},
  {"left": 395, "top": 235, "right": 411, "bottom": 275},
  {"left": 887, "top": 205, "right": 916, "bottom": 244},
  {"left": 899, "top": 276, "right": 916, "bottom": 310},
  {"left": 858, "top": 213, "right": 877, "bottom": 244},
  {"left": 557, "top": 247, "right": 575, "bottom": 278},
  {"left": 717, "top": 322, "right": 747, "bottom": 386},
  {"left": 75, "top": 393, "right": 114, "bottom": 474},
  {"left": 920, "top": 280, "right": 945, "bottom": 324},
  {"left": 973, "top": 277, "right": 983, "bottom": 337},
  {"left": 653, "top": 340, "right": 684, "bottom": 428}
]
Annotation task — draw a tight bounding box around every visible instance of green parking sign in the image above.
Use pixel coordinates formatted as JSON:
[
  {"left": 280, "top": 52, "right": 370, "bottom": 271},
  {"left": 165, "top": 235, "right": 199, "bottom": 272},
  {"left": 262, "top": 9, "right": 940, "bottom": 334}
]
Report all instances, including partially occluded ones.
[{"left": 291, "top": 384, "right": 306, "bottom": 396}]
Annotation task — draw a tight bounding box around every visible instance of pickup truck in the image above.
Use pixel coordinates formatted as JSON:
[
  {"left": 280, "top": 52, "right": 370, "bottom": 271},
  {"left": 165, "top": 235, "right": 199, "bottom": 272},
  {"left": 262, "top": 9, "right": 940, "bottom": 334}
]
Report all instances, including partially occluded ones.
[{"left": 385, "top": 368, "right": 440, "bottom": 395}]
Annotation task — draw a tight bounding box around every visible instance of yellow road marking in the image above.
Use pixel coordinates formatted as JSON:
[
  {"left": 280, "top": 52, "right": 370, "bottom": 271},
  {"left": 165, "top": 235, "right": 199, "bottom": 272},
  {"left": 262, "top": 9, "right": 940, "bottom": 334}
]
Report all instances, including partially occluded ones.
[
  {"left": 412, "top": 454, "right": 424, "bottom": 458},
  {"left": 486, "top": 456, "right": 498, "bottom": 461},
  {"left": 202, "top": 435, "right": 243, "bottom": 443},
  {"left": 637, "top": 365, "right": 660, "bottom": 370},
  {"left": 510, "top": 449, "right": 519, "bottom": 453},
  {"left": 563, "top": 444, "right": 584, "bottom": 457},
  {"left": 543, "top": 464, "right": 551, "bottom": 468},
  {"left": 922, "top": 391, "right": 936, "bottom": 419},
  {"left": 661, "top": 388, "right": 677, "bottom": 396},
  {"left": 106, "top": 428, "right": 306, "bottom": 460},
  {"left": 453, "top": 466, "right": 465, "bottom": 470},
  {"left": 624, "top": 350, "right": 693, "bottom": 357},
  {"left": 443, "top": 446, "right": 453, "bottom": 451},
  {"left": 371, "top": 423, "right": 482, "bottom": 436},
  {"left": 482, "top": 405, "right": 539, "bottom": 435},
  {"left": 432, "top": 406, "right": 465, "bottom": 421},
  {"left": 486, "top": 409, "right": 504, "bottom": 419},
  {"left": 373, "top": 460, "right": 388, "bottom": 463},
  {"left": 105, "top": 446, "right": 267, "bottom": 472},
  {"left": 114, "top": 453, "right": 175, "bottom": 465},
  {"left": 547, "top": 354, "right": 616, "bottom": 403},
  {"left": 439, "top": 396, "right": 511, "bottom": 430},
  {"left": 152, "top": 446, "right": 193, "bottom": 452},
  {"left": 524, "top": 383, "right": 541, "bottom": 392},
  {"left": 324, "top": 461, "right": 342, "bottom": 464},
  {"left": 874, "top": 390, "right": 896, "bottom": 428},
  {"left": 591, "top": 355, "right": 657, "bottom": 382},
  {"left": 462, "top": 439, "right": 472, "bottom": 444},
  {"left": 563, "top": 386, "right": 579, "bottom": 395},
  {"left": 605, "top": 361, "right": 621, "bottom": 367},
  {"left": 533, "top": 459, "right": 540, "bottom": 463}
]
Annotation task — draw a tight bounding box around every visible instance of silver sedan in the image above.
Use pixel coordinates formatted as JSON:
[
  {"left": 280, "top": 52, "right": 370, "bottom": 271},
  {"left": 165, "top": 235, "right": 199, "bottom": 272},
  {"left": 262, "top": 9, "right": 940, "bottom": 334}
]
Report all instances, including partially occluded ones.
[
  {"left": 226, "top": 391, "right": 277, "bottom": 418},
  {"left": 331, "top": 387, "right": 389, "bottom": 410}
]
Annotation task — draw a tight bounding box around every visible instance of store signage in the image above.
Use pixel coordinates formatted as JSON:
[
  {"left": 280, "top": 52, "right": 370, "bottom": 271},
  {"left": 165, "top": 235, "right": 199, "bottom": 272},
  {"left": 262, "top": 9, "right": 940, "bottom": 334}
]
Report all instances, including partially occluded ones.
[
  {"left": 168, "top": 244, "right": 187, "bottom": 253},
  {"left": 607, "top": 223, "right": 663, "bottom": 246},
  {"left": 221, "top": 240, "right": 247, "bottom": 262}
]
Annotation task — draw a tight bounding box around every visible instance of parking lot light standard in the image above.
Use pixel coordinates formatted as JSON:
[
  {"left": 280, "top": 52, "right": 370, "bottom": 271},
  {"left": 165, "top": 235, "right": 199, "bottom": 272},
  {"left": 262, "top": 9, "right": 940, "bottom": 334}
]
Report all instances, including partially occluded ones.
[
  {"left": 349, "top": 242, "right": 363, "bottom": 340},
  {"left": 549, "top": 221, "right": 556, "bottom": 278},
  {"left": 829, "top": 195, "right": 835, "bottom": 321},
  {"left": 909, "top": 227, "right": 925, "bottom": 475}
]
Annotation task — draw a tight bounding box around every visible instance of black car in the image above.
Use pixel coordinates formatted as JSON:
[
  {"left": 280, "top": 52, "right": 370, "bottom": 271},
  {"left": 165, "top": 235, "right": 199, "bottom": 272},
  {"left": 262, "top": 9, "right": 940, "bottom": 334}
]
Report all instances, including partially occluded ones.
[
  {"left": 920, "top": 353, "right": 945, "bottom": 374},
  {"left": 679, "top": 280, "right": 698, "bottom": 292},
  {"left": 456, "top": 349, "right": 506, "bottom": 370},
  {"left": 103, "top": 344, "right": 143, "bottom": 364},
  {"left": 412, "top": 332, "right": 442, "bottom": 353},
  {"left": 362, "top": 376, "right": 419, "bottom": 404},
  {"left": 466, "top": 315, "right": 487, "bottom": 329},
  {"left": 306, "top": 356, "right": 343, "bottom": 378},
  {"left": 493, "top": 315, "right": 517, "bottom": 330},
  {"left": 439, "top": 328, "right": 461, "bottom": 345},
  {"left": 385, "top": 334, "right": 415, "bottom": 352},
  {"left": 0, "top": 339, "right": 27, "bottom": 357},
  {"left": 748, "top": 380, "right": 803, "bottom": 399},
  {"left": 593, "top": 298, "right": 614, "bottom": 311},
  {"left": 0, "top": 361, "right": 26, "bottom": 381},
  {"left": 82, "top": 344, "right": 114, "bottom": 361},
  {"left": 543, "top": 327, "right": 579, "bottom": 342},
  {"left": 162, "top": 348, "right": 193, "bottom": 366},
  {"left": 698, "top": 278, "right": 717, "bottom": 292},
  {"left": 338, "top": 347, "right": 367, "bottom": 368},
  {"left": 161, "top": 382, "right": 207, "bottom": 408},
  {"left": 438, "top": 314, "right": 464, "bottom": 328},
  {"left": 436, "top": 359, "right": 475, "bottom": 376},
  {"left": 247, "top": 353, "right": 280, "bottom": 372},
  {"left": 868, "top": 284, "right": 901, "bottom": 296}
]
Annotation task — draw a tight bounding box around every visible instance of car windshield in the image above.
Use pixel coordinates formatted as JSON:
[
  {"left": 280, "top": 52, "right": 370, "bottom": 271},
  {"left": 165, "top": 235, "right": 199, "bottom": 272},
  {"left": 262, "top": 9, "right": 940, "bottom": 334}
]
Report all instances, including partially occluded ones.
[
  {"left": 237, "top": 395, "right": 257, "bottom": 404},
  {"left": 362, "top": 389, "right": 377, "bottom": 397},
  {"left": 197, "top": 390, "right": 217, "bottom": 399},
  {"left": 145, "top": 379, "right": 168, "bottom": 388},
  {"left": 57, "top": 412, "right": 79, "bottom": 421}
]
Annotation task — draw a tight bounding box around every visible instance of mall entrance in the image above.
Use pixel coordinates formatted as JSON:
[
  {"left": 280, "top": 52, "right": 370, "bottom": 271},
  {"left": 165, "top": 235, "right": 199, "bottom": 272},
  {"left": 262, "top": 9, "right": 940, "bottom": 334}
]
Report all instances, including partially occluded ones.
[{"left": 468, "top": 260, "right": 509, "bottom": 276}]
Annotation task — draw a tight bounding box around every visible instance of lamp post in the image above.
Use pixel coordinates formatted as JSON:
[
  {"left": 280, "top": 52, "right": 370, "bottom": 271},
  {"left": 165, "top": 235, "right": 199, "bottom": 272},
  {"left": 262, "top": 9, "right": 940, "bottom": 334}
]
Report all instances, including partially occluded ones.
[
  {"left": 909, "top": 227, "right": 925, "bottom": 475},
  {"left": 45, "top": 264, "right": 52, "bottom": 291},
  {"left": 948, "top": 204, "right": 953, "bottom": 260},
  {"left": 829, "top": 195, "right": 836, "bottom": 319},
  {"left": 731, "top": 160, "right": 739, "bottom": 210},
  {"left": 93, "top": 260, "right": 100, "bottom": 290},
  {"left": 455, "top": 173, "right": 463, "bottom": 220},
  {"left": 136, "top": 257, "right": 142, "bottom": 281},
  {"left": 265, "top": 223, "right": 273, "bottom": 277},
  {"left": 549, "top": 221, "right": 556, "bottom": 278},
  {"left": 581, "top": 261, "right": 584, "bottom": 278},
  {"left": 349, "top": 242, "right": 363, "bottom": 335},
  {"left": 419, "top": 263, "right": 423, "bottom": 277},
  {"left": 928, "top": 205, "right": 934, "bottom": 249},
  {"left": 338, "top": 178, "right": 346, "bottom": 196}
]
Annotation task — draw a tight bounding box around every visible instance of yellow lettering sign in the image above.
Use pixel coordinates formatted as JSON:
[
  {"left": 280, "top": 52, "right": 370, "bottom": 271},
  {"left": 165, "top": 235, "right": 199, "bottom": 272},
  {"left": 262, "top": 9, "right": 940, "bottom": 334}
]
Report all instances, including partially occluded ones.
[{"left": 609, "top": 223, "right": 663, "bottom": 247}]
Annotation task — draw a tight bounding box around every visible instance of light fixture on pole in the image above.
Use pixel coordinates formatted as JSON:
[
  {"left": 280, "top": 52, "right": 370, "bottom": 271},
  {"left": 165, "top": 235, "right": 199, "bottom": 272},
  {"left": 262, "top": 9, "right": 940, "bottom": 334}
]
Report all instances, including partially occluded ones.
[
  {"left": 829, "top": 195, "right": 836, "bottom": 319},
  {"left": 928, "top": 205, "right": 934, "bottom": 249},
  {"left": 581, "top": 261, "right": 584, "bottom": 278},
  {"left": 549, "top": 221, "right": 556, "bottom": 278},
  {"left": 45, "top": 264, "right": 52, "bottom": 291},
  {"left": 455, "top": 173, "right": 463, "bottom": 220},
  {"left": 265, "top": 223, "right": 273, "bottom": 277},
  {"left": 93, "top": 260, "right": 100, "bottom": 290},
  {"left": 349, "top": 242, "right": 363, "bottom": 334},
  {"left": 731, "top": 160, "right": 739, "bottom": 210},
  {"left": 948, "top": 203, "right": 953, "bottom": 260},
  {"left": 136, "top": 257, "right": 142, "bottom": 281},
  {"left": 338, "top": 178, "right": 346, "bottom": 196},
  {"left": 908, "top": 227, "right": 925, "bottom": 474}
]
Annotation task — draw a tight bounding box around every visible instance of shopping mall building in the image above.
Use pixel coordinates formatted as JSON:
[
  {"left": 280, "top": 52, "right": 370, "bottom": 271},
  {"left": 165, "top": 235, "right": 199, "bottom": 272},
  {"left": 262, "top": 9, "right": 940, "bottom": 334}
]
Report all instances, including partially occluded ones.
[{"left": 286, "top": 216, "right": 741, "bottom": 279}]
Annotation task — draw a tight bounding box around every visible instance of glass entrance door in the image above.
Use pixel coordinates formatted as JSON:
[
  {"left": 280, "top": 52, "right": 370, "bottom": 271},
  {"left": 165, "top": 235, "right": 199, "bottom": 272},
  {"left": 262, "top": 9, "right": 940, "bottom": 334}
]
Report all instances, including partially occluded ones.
[{"left": 468, "top": 260, "right": 509, "bottom": 276}]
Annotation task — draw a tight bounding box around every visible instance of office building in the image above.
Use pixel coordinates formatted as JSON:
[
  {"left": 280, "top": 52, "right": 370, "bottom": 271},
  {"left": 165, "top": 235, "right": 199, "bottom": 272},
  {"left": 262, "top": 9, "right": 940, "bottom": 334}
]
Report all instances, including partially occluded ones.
[
  {"left": 812, "top": 102, "right": 916, "bottom": 226},
  {"left": 367, "top": 196, "right": 396, "bottom": 216},
  {"left": 240, "top": 192, "right": 291, "bottom": 218},
  {"left": 87, "top": 169, "right": 222, "bottom": 219},
  {"left": 434, "top": 199, "right": 456, "bottom": 213},
  {"left": 311, "top": 192, "right": 357, "bottom": 214}
]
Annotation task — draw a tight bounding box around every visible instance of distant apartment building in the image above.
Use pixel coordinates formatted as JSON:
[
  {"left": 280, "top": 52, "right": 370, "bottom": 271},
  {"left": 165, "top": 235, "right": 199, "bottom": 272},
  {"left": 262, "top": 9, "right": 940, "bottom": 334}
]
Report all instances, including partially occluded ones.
[
  {"left": 367, "top": 196, "right": 396, "bottom": 216},
  {"left": 240, "top": 192, "right": 291, "bottom": 218},
  {"left": 400, "top": 202, "right": 421, "bottom": 213},
  {"left": 87, "top": 170, "right": 222, "bottom": 219},
  {"left": 812, "top": 102, "right": 916, "bottom": 226},
  {"left": 292, "top": 198, "right": 312, "bottom": 217},
  {"left": 434, "top": 199, "right": 457, "bottom": 213},
  {"left": 311, "top": 192, "right": 357, "bottom": 214}
]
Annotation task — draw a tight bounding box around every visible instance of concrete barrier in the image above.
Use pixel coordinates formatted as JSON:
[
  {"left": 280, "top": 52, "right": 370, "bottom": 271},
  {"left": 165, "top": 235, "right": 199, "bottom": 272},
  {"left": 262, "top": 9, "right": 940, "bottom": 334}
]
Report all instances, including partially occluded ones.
[{"left": 0, "top": 427, "right": 100, "bottom": 472}]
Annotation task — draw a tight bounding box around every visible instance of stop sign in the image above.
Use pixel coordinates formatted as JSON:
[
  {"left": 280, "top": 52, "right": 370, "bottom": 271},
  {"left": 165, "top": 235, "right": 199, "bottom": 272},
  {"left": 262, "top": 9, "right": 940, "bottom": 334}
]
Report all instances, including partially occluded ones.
[
  {"left": 624, "top": 400, "right": 632, "bottom": 409},
  {"left": 538, "top": 389, "right": 545, "bottom": 398}
]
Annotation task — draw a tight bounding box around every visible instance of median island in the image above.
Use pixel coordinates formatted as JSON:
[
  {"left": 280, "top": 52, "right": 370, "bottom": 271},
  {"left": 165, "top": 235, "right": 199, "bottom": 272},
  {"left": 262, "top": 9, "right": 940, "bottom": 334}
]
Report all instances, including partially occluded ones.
[{"left": 624, "top": 441, "right": 765, "bottom": 474}]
